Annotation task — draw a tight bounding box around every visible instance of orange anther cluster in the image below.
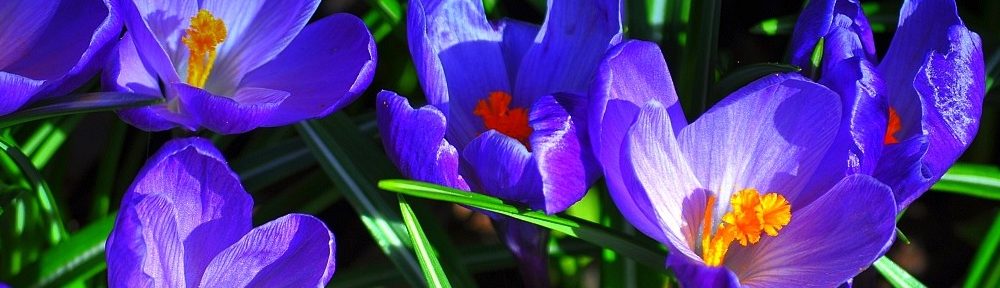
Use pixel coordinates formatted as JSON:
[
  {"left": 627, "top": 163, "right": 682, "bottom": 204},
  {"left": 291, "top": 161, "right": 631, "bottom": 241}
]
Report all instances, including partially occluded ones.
[
  {"left": 473, "top": 91, "right": 533, "bottom": 147},
  {"left": 884, "top": 106, "right": 902, "bottom": 145},
  {"left": 701, "top": 189, "right": 791, "bottom": 266},
  {"left": 182, "top": 9, "right": 227, "bottom": 88}
]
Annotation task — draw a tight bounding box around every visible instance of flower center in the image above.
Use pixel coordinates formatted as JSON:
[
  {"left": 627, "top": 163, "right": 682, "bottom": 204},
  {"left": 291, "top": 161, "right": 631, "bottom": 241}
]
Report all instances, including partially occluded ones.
[
  {"left": 473, "top": 91, "right": 533, "bottom": 147},
  {"left": 182, "top": 9, "right": 227, "bottom": 88},
  {"left": 701, "top": 188, "right": 791, "bottom": 266},
  {"left": 884, "top": 106, "right": 902, "bottom": 145}
]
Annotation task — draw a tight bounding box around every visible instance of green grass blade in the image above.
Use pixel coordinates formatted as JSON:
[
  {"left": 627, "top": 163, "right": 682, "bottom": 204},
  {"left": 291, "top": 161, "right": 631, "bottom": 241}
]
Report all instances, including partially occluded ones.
[
  {"left": 874, "top": 256, "right": 927, "bottom": 288},
  {"left": 398, "top": 195, "right": 453, "bottom": 288},
  {"left": 0, "top": 138, "right": 66, "bottom": 244},
  {"left": 932, "top": 163, "right": 1000, "bottom": 200},
  {"left": 676, "top": 0, "right": 720, "bottom": 117},
  {"left": 295, "top": 119, "right": 425, "bottom": 287},
  {"left": 11, "top": 215, "right": 115, "bottom": 288},
  {"left": 0, "top": 92, "right": 161, "bottom": 129},
  {"left": 378, "top": 179, "right": 668, "bottom": 270},
  {"left": 964, "top": 211, "right": 1000, "bottom": 288}
]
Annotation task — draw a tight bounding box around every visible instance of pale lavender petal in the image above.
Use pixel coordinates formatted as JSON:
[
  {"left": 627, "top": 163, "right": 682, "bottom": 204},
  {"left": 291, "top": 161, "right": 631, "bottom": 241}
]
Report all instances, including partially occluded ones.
[
  {"left": 107, "top": 195, "right": 187, "bottom": 288},
  {"left": 117, "top": 0, "right": 196, "bottom": 84},
  {"left": 678, "top": 74, "right": 841, "bottom": 208},
  {"left": 667, "top": 251, "right": 740, "bottom": 288},
  {"left": 198, "top": 214, "right": 336, "bottom": 287},
  {"left": 376, "top": 91, "right": 469, "bottom": 191},
  {"left": 722, "top": 175, "right": 896, "bottom": 288},
  {"left": 241, "top": 13, "right": 376, "bottom": 126},
  {"left": 621, "top": 100, "right": 704, "bottom": 258},
  {"left": 589, "top": 40, "right": 685, "bottom": 243},
  {"left": 106, "top": 33, "right": 183, "bottom": 131},
  {"left": 202, "top": 0, "right": 320, "bottom": 94}
]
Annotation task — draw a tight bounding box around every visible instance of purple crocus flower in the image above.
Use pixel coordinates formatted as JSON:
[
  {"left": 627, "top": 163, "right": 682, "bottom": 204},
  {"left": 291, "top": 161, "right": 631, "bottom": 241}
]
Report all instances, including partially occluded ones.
[
  {"left": 105, "top": 137, "right": 336, "bottom": 287},
  {"left": 591, "top": 41, "right": 897, "bottom": 287},
  {"left": 105, "top": 0, "right": 377, "bottom": 134},
  {"left": 789, "top": 0, "right": 984, "bottom": 211},
  {"left": 377, "top": 0, "right": 620, "bottom": 285},
  {"left": 1, "top": 0, "right": 121, "bottom": 116}
]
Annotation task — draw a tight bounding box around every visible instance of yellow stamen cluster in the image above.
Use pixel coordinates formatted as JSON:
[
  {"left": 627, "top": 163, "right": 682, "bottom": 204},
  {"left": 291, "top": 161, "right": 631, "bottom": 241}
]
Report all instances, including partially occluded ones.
[
  {"left": 701, "top": 188, "right": 791, "bottom": 266},
  {"left": 182, "top": 9, "right": 227, "bottom": 88}
]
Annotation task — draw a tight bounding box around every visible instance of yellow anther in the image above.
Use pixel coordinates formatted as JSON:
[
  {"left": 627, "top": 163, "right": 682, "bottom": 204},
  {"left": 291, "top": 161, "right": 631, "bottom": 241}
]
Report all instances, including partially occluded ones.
[
  {"left": 182, "top": 9, "right": 227, "bottom": 88},
  {"left": 700, "top": 189, "right": 792, "bottom": 267}
]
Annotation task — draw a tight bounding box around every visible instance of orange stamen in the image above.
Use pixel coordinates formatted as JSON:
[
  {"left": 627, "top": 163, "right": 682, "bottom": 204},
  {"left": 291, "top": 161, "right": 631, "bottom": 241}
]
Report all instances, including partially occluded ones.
[
  {"left": 884, "top": 106, "right": 902, "bottom": 145},
  {"left": 473, "top": 91, "right": 533, "bottom": 147},
  {"left": 700, "top": 189, "right": 792, "bottom": 267},
  {"left": 182, "top": 9, "right": 227, "bottom": 88}
]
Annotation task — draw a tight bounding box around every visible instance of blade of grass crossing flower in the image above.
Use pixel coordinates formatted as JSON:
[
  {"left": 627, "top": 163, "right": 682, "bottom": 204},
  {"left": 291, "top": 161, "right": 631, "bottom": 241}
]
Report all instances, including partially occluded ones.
[
  {"left": 296, "top": 120, "right": 425, "bottom": 287},
  {"left": 378, "top": 179, "right": 669, "bottom": 270},
  {"left": 964, "top": 211, "right": 1000, "bottom": 288},
  {"left": 10, "top": 214, "right": 115, "bottom": 288},
  {"left": 21, "top": 116, "right": 79, "bottom": 168},
  {"left": 874, "top": 256, "right": 927, "bottom": 288},
  {"left": 932, "top": 163, "right": 1000, "bottom": 200},
  {"left": 398, "top": 195, "right": 452, "bottom": 288},
  {"left": 0, "top": 92, "right": 162, "bottom": 129}
]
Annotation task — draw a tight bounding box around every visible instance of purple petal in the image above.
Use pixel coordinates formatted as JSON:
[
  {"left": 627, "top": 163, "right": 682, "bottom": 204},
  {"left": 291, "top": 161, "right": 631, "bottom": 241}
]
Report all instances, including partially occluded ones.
[
  {"left": 0, "top": 0, "right": 59, "bottom": 68},
  {"left": 497, "top": 19, "right": 540, "bottom": 86},
  {"left": 589, "top": 40, "right": 685, "bottom": 243},
  {"left": 117, "top": 0, "right": 196, "bottom": 84},
  {"left": 513, "top": 0, "right": 622, "bottom": 99},
  {"left": 376, "top": 91, "right": 469, "bottom": 191},
  {"left": 4, "top": 0, "right": 122, "bottom": 97},
  {"left": 408, "top": 0, "right": 501, "bottom": 109},
  {"left": 528, "top": 94, "right": 596, "bottom": 213},
  {"left": 493, "top": 217, "right": 550, "bottom": 287},
  {"left": 788, "top": 0, "right": 876, "bottom": 74},
  {"left": 622, "top": 100, "right": 705, "bottom": 257},
  {"left": 198, "top": 214, "right": 336, "bottom": 287},
  {"left": 878, "top": 0, "right": 984, "bottom": 209},
  {"left": 241, "top": 13, "right": 376, "bottom": 126},
  {"left": 722, "top": 175, "right": 896, "bottom": 287},
  {"left": 801, "top": 57, "right": 888, "bottom": 205},
  {"left": 0, "top": 72, "right": 44, "bottom": 116},
  {"left": 175, "top": 83, "right": 289, "bottom": 134},
  {"left": 107, "top": 137, "right": 253, "bottom": 287},
  {"left": 874, "top": 135, "right": 932, "bottom": 211},
  {"left": 461, "top": 130, "right": 542, "bottom": 209},
  {"left": 202, "top": 0, "right": 320, "bottom": 93},
  {"left": 666, "top": 250, "right": 740, "bottom": 288},
  {"left": 107, "top": 195, "right": 186, "bottom": 287},
  {"left": 678, "top": 74, "right": 841, "bottom": 208},
  {"left": 106, "top": 33, "right": 183, "bottom": 131}
]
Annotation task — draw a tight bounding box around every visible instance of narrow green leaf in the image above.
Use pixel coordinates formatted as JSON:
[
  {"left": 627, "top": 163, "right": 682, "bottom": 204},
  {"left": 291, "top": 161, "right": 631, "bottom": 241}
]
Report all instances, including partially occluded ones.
[
  {"left": 12, "top": 215, "right": 115, "bottom": 288},
  {"left": 711, "top": 63, "right": 801, "bottom": 103},
  {"left": 676, "top": 0, "right": 720, "bottom": 116},
  {"left": 295, "top": 119, "right": 425, "bottom": 287},
  {"left": 749, "top": 17, "right": 793, "bottom": 36},
  {"left": 874, "top": 256, "right": 927, "bottom": 288},
  {"left": 964, "top": 211, "right": 1000, "bottom": 288},
  {"left": 230, "top": 138, "right": 314, "bottom": 193},
  {"left": 366, "top": 0, "right": 403, "bottom": 25},
  {"left": 398, "top": 195, "right": 452, "bottom": 288},
  {"left": 932, "top": 163, "right": 1000, "bottom": 200},
  {"left": 0, "top": 92, "right": 161, "bottom": 129},
  {"left": 0, "top": 138, "right": 66, "bottom": 243},
  {"left": 895, "top": 227, "right": 911, "bottom": 245},
  {"left": 378, "top": 179, "right": 668, "bottom": 271}
]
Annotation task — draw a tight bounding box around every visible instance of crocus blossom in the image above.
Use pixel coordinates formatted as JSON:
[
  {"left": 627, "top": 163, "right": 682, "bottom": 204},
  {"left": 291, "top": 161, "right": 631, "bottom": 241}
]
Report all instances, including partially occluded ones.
[
  {"left": 789, "top": 0, "right": 984, "bottom": 211},
  {"left": 105, "top": 137, "right": 336, "bottom": 287},
  {"left": 377, "top": 0, "right": 620, "bottom": 285},
  {"left": 1, "top": 0, "right": 121, "bottom": 116},
  {"left": 591, "top": 41, "right": 897, "bottom": 287},
  {"left": 105, "top": 0, "right": 377, "bottom": 134}
]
